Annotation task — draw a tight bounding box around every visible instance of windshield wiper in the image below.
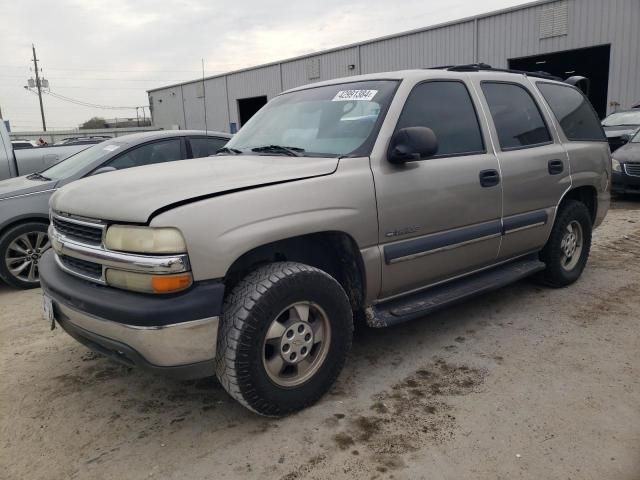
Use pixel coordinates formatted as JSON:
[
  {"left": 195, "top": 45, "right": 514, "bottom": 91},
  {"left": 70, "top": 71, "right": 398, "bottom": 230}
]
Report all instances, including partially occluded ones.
[
  {"left": 216, "top": 147, "right": 244, "bottom": 155},
  {"left": 251, "top": 145, "right": 305, "bottom": 157},
  {"left": 26, "top": 172, "right": 51, "bottom": 181}
]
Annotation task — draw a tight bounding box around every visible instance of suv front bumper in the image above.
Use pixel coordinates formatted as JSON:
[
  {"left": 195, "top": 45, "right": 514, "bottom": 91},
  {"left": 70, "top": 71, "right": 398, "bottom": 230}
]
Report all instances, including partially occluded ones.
[{"left": 39, "top": 250, "right": 224, "bottom": 379}]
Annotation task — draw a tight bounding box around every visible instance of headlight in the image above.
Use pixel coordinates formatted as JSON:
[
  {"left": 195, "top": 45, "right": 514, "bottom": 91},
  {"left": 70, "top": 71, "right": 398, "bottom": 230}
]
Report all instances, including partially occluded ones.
[
  {"left": 612, "top": 158, "right": 623, "bottom": 173},
  {"left": 106, "top": 269, "right": 193, "bottom": 294},
  {"left": 104, "top": 225, "right": 187, "bottom": 254}
]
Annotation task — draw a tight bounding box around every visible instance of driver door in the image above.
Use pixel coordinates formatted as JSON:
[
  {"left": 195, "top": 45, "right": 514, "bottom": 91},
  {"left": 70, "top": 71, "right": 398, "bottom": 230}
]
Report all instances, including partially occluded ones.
[{"left": 372, "top": 79, "right": 503, "bottom": 298}]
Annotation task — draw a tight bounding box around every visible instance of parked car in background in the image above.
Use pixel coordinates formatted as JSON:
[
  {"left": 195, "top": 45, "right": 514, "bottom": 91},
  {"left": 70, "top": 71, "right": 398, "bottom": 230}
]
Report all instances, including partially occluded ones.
[
  {"left": 602, "top": 110, "right": 640, "bottom": 152},
  {"left": 612, "top": 128, "right": 640, "bottom": 195},
  {"left": 39, "top": 67, "right": 609, "bottom": 416},
  {"left": 11, "top": 139, "right": 39, "bottom": 149},
  {"left": 54, "top": 136, "right": 112, "bottom": 146},
  {"left": 0, "top": 130, "right": 230, "bottom": 288}
]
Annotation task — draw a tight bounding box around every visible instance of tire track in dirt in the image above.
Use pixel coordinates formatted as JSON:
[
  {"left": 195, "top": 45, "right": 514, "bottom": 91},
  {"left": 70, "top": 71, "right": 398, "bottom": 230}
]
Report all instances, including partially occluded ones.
[{"left": 280, "top": 359, "right": 486, "bottom": 479}]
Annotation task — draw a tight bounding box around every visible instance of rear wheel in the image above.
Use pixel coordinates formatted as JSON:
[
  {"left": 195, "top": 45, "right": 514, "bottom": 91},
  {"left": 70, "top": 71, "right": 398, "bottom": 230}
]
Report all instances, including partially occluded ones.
[
  {"left": 215, "top": 262, "right": 353, "bottom": 416},
  {"left": 0, "top": 222, "right": 50, "bottom": 289},
  {"left": 539, "top": 200, "right": 592, "bottom": 287}
]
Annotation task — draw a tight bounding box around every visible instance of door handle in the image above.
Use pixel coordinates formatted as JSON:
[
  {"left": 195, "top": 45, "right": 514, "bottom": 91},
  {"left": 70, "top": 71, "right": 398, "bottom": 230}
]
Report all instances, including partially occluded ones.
[
  {"left": 479, "top": 169, "right": 500, "bottom": 188},
  {"left": 548, "top": 160, "right": 564, "bottom": 175}
]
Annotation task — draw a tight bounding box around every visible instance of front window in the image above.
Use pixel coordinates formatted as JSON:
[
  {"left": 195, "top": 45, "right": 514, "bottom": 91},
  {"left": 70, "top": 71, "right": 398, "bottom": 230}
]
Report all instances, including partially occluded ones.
[
  {"left": 225, "top": 80, "right": 398, "bottom": 157},
  {"left": 602, "top": 111, "right": 640, "bottom": 127},
  {"left": 41, "top": 142, "right": 125, "bottom": 180}
]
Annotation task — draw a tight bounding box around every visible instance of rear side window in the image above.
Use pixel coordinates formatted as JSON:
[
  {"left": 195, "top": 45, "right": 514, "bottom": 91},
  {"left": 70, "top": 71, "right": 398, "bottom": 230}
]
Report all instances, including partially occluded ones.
[
  {"left": 537, "top": 83, "right": 606, "bottom": 142},
  {"left": 190, "top": 137, "right": 229, "bottom": 157},
  {"left": 107, "top": 139, "right": 183, "bottom": 170},
  {"left": 395, "top": 81, "right": 484, "bottom": 157},
  {"left": 482, "top": 82, "right": 552, "bottom": 150}
]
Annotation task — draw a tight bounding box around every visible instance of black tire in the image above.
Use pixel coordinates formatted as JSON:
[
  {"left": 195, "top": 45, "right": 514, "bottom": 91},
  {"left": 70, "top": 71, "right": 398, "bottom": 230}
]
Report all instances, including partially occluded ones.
[
  {"left": 215, "top": 262, "right": 353, "bottom": 416},
  {"left": 0, "top": 222, "right": 50, "bottom": 289},
  {"left": 539, "top": 200, "right": 592, "bottom": 288}
]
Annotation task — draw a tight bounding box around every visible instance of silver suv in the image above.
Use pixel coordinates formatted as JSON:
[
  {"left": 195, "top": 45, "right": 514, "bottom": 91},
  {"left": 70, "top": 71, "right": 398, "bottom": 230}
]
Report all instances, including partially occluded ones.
[{"left": 40, "top": 66, "right": 611, "bottom": 416}]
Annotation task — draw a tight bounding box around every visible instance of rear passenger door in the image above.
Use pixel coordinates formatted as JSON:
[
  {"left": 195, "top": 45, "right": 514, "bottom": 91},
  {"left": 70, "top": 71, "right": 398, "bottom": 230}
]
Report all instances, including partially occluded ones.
[
  {"left": 104, "top": 138, "right": 186, "bottom": 171},
  {"left": 475, "top": 78, "right": 570, "bottom": 260},
  {"left": 188, "top": 136, "right": 229, "bottom": 158}
]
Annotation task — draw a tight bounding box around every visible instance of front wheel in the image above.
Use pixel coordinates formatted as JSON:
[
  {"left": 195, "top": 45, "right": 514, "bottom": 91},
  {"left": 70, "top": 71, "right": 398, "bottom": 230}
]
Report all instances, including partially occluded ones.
[
  {"left": 539, "top": 200, "right": 592, "bottom": 287},
  {"left": 215, "top": 262, "right": 353, "bottom": 416}
]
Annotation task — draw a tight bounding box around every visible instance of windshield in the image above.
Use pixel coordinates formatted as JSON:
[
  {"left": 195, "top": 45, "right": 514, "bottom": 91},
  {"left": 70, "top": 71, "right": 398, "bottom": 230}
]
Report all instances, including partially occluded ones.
[
  {"left": 602, "top": 111, "right": 640, "bottom": 127},
  {"left": 225, "top": 80, "right": 399, "bottom": 157},
  {"left": 41, "top": 142, "right": 125, "bottom": 180},
  {"left": 631, "top": 130, "right": 640, "bottom": 143}
]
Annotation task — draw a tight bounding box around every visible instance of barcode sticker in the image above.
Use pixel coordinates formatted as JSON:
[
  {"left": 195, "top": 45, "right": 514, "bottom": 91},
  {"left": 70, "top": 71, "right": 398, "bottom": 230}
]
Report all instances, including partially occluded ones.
[{"left": 332, "top": 90, "right": 378, "bottom": 102}]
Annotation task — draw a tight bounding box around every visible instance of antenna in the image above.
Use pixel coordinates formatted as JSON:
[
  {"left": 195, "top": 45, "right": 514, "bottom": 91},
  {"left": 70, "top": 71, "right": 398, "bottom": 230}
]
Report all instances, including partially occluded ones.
[{"left": 202, "top": 58, "right": 207, "bottom": 134}]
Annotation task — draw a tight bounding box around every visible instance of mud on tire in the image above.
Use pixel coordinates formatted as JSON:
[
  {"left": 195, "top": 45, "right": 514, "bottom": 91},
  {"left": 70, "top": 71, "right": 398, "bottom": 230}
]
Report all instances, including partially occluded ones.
[
  {"left": 539, "top": 200, "right": 592, "bottom": 288},
  {"left": 215, "top": 262, "right": 353, "bottom": 416}
]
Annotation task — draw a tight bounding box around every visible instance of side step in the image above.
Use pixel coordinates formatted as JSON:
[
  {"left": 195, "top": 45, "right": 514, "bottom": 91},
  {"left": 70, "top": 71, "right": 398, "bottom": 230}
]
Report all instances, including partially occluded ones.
[{"left": 368, "top": 255, "right": 546, "bottom": 328}]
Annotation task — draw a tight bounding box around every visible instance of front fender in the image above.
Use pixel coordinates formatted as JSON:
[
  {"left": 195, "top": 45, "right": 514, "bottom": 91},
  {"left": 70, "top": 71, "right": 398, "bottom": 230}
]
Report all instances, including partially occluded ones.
[{"left": 151, "top": 157, "right": 379, "bottom": 282}]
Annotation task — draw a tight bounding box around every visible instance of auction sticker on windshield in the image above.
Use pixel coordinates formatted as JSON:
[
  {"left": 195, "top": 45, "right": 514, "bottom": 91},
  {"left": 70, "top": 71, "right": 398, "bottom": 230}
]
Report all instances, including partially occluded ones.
[{"left": 332, "top": 90, "right": 378, "bottom": 101}]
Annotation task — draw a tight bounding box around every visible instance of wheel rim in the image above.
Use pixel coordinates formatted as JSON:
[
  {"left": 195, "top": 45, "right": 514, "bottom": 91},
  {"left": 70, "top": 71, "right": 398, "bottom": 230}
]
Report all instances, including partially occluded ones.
[
  {"left": 262, "top": 302, "right": 331, "bottom": 388},
  {"left": 560, "top": 220, "right": 583, "bottom": 271},
  {"left": 4, "top": 231, "right": 50, "bottom": 283}
]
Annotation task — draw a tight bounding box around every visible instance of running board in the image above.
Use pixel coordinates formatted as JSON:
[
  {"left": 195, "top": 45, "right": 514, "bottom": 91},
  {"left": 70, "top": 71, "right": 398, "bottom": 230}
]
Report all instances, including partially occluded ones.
[{"left": 368, "top": 255, "right": 546, "bottom": 328}]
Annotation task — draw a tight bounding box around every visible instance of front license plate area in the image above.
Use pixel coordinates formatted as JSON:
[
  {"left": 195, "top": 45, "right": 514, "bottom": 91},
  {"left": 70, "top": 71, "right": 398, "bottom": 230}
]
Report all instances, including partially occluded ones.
[{"left": 42, "top": 294, "right": 56, "bottom": 330}]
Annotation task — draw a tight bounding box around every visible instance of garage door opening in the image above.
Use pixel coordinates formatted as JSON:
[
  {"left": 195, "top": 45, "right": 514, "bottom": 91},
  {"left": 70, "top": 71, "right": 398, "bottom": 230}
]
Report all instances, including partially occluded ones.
[
  {"left": 238, "top": 96, "right": 268, "bottom": 126},
  {"left": 509, "top": 44, "right": 611, "bottom": 119}
]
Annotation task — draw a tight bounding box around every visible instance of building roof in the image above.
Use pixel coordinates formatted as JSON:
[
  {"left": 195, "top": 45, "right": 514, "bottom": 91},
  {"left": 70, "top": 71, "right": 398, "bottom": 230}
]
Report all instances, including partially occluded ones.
[{"left": 147, "top": 0, "right": 558, "bottom": 93}]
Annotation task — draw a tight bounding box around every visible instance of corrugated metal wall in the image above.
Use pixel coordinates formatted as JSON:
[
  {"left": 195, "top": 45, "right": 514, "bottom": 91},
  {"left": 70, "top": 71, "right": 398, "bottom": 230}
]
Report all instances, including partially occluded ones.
[{"left": 148, "top": 0, "right": 640, "bottom": 131}]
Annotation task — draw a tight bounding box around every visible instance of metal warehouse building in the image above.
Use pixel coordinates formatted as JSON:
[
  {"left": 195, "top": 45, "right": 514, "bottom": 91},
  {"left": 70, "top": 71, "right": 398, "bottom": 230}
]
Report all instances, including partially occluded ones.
[{"left": 147, "top": 0, "right": 640, "bottom": 132}]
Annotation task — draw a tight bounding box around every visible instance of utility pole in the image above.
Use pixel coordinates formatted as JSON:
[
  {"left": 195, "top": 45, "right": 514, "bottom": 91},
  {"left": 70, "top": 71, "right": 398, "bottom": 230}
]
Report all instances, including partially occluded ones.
[{"left": 31, "top": 44, "right": 47, "bottom": 131}]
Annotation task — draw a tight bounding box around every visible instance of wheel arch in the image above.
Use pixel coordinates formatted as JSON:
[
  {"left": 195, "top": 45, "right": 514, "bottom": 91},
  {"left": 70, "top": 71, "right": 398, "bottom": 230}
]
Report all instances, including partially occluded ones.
[
  {"left": 224, "top": 231, "right": 367, "bottom": 311},
  {"left": 0, "top": 214, "right": 50, "bottom": 239},
  {"left": 558, "top": 185, "right": 598, "bottom": 224}
]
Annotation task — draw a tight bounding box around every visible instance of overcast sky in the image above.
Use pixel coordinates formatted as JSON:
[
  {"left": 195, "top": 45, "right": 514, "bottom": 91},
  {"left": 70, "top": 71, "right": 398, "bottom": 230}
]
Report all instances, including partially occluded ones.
[{"left": 1, "top": 0, "right": 532, "bottom": 132}]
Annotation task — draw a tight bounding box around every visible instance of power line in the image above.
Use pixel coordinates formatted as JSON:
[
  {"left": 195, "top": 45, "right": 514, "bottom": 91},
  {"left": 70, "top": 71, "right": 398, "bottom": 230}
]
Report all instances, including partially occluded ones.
[
  {"left": 0, "top": 64, "right": 211, "bottom": 73},
  {"left": 25, "top": 87, "right": 142, "bottom": 110}
]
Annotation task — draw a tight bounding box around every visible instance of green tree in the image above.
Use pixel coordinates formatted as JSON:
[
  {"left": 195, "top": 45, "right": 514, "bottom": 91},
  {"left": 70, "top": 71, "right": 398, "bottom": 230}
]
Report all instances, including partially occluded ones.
[{"left": 80, "top": 117, "right": 107, "bottom": 129}]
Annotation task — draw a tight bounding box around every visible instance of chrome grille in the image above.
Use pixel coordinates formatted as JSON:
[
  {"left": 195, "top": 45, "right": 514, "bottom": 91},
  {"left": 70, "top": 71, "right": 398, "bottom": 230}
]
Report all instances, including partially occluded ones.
[
  {"left": 59, "top": 254, "right": 103, "bottom": 280},
  {"left": 52, "top": 216, "right": 104, "bottom": 245},
  {"left": 625, "top": 163, "right": 640, "bottom": 177}
]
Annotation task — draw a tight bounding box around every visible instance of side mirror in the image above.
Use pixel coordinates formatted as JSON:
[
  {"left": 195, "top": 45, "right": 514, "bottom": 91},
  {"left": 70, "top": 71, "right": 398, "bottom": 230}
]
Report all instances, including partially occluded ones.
[
  {"left": 388, "top": 127, "right": 438, "bottom": 164},
  {"left": 91, "top": 166, "right": 117, "bottom": 176}
]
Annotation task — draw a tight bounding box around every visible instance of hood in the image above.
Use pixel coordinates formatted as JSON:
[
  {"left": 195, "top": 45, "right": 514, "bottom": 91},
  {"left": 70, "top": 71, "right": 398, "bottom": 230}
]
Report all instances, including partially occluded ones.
[
  {"left": 603, "top": 125, "right": 639, "bottom": 138},
  {"left": 0, "top": 175, "right": 57, "bottom": 201},
  {"left": 51, "top": 155, "right": 339, "bottom": 222},
  {"left": 612, "top": 142, "right": 640, "bottom": 162}
]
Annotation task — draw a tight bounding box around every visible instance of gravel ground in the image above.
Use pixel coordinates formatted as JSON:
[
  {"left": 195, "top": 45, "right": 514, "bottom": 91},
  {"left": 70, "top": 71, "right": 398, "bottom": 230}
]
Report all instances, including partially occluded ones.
[{"left": 1, "top": 199, "right": 639, "bottom": 480}]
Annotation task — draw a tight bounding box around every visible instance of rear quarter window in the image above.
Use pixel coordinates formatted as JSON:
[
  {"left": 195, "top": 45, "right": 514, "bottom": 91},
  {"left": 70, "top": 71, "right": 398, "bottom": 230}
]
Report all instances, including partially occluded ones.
[{"left": 536, "top": 83, "right": 606, "bottom": 142}]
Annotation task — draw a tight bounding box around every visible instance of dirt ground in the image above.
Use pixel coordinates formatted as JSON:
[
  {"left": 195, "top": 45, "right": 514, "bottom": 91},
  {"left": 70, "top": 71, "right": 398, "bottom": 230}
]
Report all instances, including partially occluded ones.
[{"left": 1, "top": 199, "right": 639, "bottom": 480}]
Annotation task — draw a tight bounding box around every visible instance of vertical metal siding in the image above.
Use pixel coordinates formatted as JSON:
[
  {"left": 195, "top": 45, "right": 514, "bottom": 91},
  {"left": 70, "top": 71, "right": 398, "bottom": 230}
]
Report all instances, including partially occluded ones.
[
  {"left": 148, "top": 86, "right": 185, "bottom": 130},
  {"left": 225, "top": 65, "right": 281, "bottom": 125},
  {"left": 150, "top": 0, "right": 639, "bottom": 129},
  {"left": 281, "top": 48, "right": 359, "bottom": 90}
]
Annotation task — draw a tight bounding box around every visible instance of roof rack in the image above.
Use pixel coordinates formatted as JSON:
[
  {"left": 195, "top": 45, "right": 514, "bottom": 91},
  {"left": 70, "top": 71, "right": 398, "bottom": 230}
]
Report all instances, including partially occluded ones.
[{"left": 430, "top": 63, "right": 562, "bottom": 81}]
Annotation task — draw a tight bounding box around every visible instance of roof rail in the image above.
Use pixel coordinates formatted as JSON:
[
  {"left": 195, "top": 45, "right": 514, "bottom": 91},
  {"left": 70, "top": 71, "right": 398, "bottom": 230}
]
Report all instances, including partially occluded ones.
[{"left": 429, "top": 63, "right": 562, "bottom": 81}]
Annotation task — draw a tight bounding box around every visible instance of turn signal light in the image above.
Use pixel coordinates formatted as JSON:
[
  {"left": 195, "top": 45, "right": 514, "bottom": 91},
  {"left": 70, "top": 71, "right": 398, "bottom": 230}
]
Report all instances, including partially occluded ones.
[{"left": 151, "top": 274, "right": 193, "bottom": 294}]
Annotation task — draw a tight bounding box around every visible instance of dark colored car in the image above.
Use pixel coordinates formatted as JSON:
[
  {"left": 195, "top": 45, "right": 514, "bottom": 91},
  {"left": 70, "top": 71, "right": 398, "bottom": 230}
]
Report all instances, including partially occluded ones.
[
  {"left": 602, "top": 110, "right": 640, "bottom": 152},
  {"left": 612, "top": 129, "right": 640, "bottom": 194}
]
